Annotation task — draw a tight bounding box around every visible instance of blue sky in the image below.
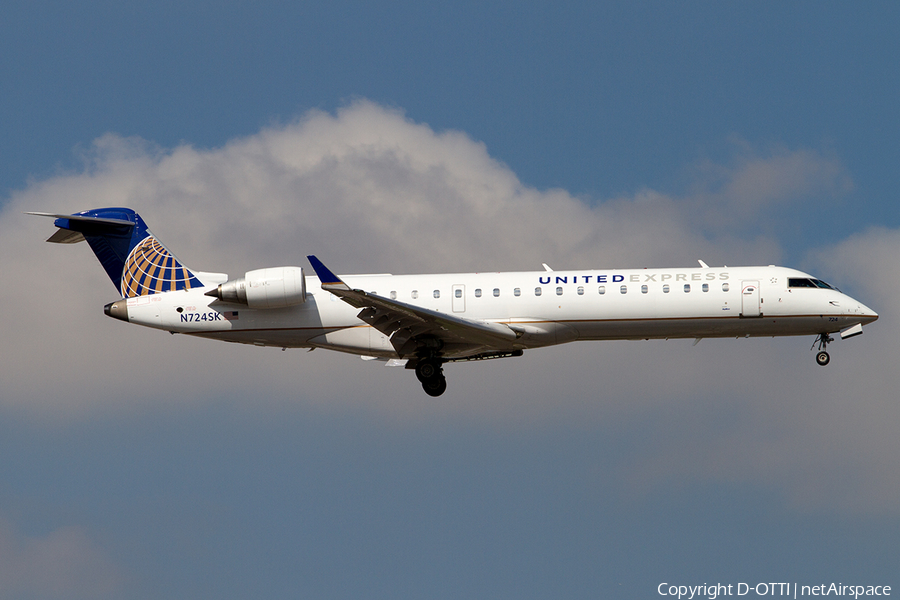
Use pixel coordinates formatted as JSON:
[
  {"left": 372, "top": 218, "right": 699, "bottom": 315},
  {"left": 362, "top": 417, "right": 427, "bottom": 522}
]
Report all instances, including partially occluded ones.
[{"left": 2, "top": 2, "right": 899, "bottom": 598}]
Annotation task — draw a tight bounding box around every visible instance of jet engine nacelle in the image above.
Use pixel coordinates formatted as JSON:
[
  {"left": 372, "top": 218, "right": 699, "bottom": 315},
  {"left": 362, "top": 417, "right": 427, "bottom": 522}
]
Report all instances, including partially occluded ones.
[{"left": 207, "top": 266, "right": 307, "bottom": 309}]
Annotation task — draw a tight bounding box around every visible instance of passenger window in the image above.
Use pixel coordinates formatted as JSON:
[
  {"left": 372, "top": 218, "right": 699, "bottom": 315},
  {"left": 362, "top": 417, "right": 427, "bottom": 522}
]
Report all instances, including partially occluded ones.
[
  {"left": 455, "top": 289, "right": 462, "bottom": 298},
  {"left": 684, "top": 284, "right": 691, "bottom": 293},
  {"left": 514, "top": 288, "right": 521, "bottom": 297},
  {"left": 702, "top": 283, "right": 709, "bottom": 292},
  {"left": 577, "top": 286, "right": 584, "bottom": 295},
  {"left": 411, "top": 290, "right": 418, "bottom": 299},
  {"left": 598, "top": 286, "right": 606, "bottom": 295},
  {"left": 433, "top": 290, "right": 440, "bottom": 299},
  {"left": 620, "top": 285, "right": 627, "bottom": 294},
  {"left": 556, "top": 287, "right": 563, "bottom": 296},
  {"left": 535, "top": 287, "right": 542, "bottom": 296},
  {"left": 722, "top": 283, "right": 729, "bottom": 292},
  {"left": 493, "top": 288, "right": 500, "bottom": 297},
  {"left": 390, "top": 291, "right": 397, "bottom": 300},
  {"left": 641, "top": 285, "right": 648, "bottom": 294},
  {"left": 475, "top": 288, "right": 482, "bottom": 298},
  {"left": 663, "top": 284, "right": 670, "bottom": 293}
]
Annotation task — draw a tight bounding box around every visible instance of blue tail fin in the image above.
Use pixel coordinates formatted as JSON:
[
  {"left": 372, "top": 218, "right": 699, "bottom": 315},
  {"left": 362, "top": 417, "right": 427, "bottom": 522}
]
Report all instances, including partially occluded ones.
[{"left": 31, "top": 208, "right": 204, "bottom": 297}]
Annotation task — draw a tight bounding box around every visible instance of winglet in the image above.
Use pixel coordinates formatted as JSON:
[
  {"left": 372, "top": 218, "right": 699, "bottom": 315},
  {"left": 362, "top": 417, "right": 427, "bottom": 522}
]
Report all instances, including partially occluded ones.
[{"left": 307, "top": 255, "right": 350, "bottom": 290}]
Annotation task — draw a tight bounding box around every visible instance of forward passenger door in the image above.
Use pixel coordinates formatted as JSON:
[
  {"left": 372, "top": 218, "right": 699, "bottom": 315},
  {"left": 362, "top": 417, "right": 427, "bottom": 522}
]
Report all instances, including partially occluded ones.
[{"left": 741, "top": 281, "right": 761, "bottom": 317}]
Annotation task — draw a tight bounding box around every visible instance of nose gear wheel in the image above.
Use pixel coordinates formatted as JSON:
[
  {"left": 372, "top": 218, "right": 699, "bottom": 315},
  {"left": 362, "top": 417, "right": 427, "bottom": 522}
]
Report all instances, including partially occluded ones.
[{"left": 811, "top": 333, "right": 834, "bottom": 366}]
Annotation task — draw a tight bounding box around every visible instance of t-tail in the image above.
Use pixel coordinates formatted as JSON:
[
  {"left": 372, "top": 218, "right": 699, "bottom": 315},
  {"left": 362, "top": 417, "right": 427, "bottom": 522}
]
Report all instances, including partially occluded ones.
[{"left": 28, "top": 208, "right": 205, "bottom": 297}]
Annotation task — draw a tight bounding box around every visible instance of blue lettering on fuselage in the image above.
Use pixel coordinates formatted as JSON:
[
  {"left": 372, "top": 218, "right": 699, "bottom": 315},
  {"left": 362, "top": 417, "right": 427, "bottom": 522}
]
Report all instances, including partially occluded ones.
[
  {"left": 537, "top": 272, "right": 730, "bottom": 285},
  {"left": 180, "top": 312, "right": 223, "bottom": 323}
]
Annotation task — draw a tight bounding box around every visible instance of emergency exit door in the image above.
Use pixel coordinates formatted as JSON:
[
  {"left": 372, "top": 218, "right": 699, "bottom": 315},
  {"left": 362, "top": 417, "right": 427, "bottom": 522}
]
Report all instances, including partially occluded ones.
[{"left": 452, "top": 284, "right": 466, "bottom": 312}]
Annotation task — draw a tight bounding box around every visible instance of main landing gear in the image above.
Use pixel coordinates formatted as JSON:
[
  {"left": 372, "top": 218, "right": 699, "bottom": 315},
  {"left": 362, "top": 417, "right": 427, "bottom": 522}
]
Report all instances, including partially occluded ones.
[
  {"left": 415, "top": 358, "right": 447, "bottom": 397},
  {"left": 812, "top": 333, "right": 834, "bottom": 366}
]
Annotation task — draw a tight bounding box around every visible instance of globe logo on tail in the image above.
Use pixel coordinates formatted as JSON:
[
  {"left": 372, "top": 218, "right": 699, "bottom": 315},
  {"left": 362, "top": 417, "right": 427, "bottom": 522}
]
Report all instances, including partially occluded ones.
[{"left": 121, "top": 235, "right": 202, "bottom": 297}]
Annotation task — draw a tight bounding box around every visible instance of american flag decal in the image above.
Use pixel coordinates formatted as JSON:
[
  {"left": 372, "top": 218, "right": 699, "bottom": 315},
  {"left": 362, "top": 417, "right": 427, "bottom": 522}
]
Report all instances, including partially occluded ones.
[{"left": 223, "top": 311, "right": 239, "bottom": 321}]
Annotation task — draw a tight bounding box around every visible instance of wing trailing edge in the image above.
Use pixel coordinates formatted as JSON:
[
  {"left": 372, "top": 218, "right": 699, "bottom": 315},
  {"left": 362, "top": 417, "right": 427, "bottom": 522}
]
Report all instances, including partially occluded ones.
[{"left": 306, "top": 255, "right": 518, "bottom": 355}]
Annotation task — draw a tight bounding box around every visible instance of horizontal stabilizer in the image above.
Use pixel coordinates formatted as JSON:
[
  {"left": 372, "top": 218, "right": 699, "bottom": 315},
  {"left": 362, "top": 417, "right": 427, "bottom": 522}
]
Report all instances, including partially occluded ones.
[
  {"left": 46, "top": 228, "right": 86, "bottom": 244},
  {"left": 26, "top": 211, "right": 135, "bottom": 227}
]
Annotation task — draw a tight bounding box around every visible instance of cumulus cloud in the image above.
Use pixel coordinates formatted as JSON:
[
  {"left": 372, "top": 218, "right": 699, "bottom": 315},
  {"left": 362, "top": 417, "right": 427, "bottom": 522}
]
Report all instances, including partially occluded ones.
[
  {"left": 11, "top": 102, "right": 841, "bottom": 279},
  {"left": 1, "top": 99, "right": 892, "bottom": 514},
  {"left": 686, "top": 139, "right": 853, "bottom": 230},
  {"left": 618, "top": 224, "right": 900, "bottom": 516},
  {"left": 0, "top": 519, "right": 124, "bottom": 599}
]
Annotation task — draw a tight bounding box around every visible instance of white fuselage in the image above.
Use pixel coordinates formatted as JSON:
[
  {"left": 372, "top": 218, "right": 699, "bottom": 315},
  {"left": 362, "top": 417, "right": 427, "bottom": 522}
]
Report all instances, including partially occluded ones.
[{"left": 119, "top": 265, "right": 878, "bottom": 359}]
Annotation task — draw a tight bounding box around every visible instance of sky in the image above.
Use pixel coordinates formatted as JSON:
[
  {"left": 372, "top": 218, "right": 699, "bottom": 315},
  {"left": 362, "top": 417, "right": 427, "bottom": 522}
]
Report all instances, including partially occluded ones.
[{"left": 1, "top": 2, "right": 899, "bottom": 598}]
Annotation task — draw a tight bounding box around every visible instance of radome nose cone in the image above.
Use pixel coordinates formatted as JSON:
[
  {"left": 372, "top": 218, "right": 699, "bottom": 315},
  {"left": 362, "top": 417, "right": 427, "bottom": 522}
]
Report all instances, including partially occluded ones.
[
  {"left": 859, "top": 303, "right": 878, "bottom": 323},
  {"left": 104, "top": 299, "right": 129, "bottom": 322}
]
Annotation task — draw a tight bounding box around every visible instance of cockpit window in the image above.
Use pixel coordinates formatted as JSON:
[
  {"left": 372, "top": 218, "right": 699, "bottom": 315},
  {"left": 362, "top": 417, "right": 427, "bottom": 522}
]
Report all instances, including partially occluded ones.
[
  {"left": 789, "top": 278, "right": 817, "bottom": 288},
  {"left": 789, "top": 278, "right": 835, "bottom": 290}
]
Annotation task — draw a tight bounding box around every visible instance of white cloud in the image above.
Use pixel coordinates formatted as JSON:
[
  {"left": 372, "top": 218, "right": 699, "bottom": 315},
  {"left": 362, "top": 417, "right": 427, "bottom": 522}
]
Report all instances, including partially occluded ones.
[
  {"left": 0, "top": 518, "right": 124, "bottom": 599},
  {"left": 687, "top": 140, "right": 853, "bottom": 229},
  {"left": 616, "top": 225, "right": 900, "bottom": 516},
  {"left": 1, "top": 99, "right": 891, "bottom": 514}
]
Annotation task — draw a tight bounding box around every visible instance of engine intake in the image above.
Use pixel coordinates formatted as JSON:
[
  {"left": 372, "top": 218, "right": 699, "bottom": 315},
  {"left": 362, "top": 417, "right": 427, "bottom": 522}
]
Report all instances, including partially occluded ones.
[{"left": 206, "top": 266, "right": 307, "bottom": 309}]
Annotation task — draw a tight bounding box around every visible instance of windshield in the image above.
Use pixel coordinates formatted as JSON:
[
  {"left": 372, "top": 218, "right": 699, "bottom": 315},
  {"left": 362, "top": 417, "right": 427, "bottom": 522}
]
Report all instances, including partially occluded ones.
[{"left": 788, "top": 278, "right": 836, "bottom": 290}]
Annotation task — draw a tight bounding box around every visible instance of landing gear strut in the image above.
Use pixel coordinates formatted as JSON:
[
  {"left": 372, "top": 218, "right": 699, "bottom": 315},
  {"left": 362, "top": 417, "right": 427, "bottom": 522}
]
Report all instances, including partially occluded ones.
[
  {"left": 812, "top": 333, "right": 834, "bottom": 366},
  {"left": 415, "top": 358, "right": 447, "bottom": 397}
]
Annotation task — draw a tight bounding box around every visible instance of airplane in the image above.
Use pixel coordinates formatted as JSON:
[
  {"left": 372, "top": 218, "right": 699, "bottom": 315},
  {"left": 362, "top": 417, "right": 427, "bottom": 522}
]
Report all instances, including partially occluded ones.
[{"left": 30, "top": 208, "right": 878, "bottom": 397}]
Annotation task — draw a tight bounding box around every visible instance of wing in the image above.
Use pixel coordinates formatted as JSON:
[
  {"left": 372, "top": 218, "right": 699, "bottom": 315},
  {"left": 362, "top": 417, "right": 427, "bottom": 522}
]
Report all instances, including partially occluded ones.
[{"left": 307, "top": 255, "right": 518, "bottom": 358}]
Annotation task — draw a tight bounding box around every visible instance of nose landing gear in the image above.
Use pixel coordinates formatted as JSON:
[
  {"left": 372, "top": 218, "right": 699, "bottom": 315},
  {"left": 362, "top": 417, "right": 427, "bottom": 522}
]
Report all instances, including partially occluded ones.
[{"left": 812, "top": 333, "right": 834, "bottom": 366}]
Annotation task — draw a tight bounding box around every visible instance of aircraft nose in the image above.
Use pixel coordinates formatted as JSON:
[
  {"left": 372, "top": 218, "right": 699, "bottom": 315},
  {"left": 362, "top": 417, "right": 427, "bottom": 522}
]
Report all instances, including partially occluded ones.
[
  {"left": 861, "top": 304, "right": 879, "bottom": 322},
  {"left": 851, "top": 297, "right": 878, "bottom": 323}
]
